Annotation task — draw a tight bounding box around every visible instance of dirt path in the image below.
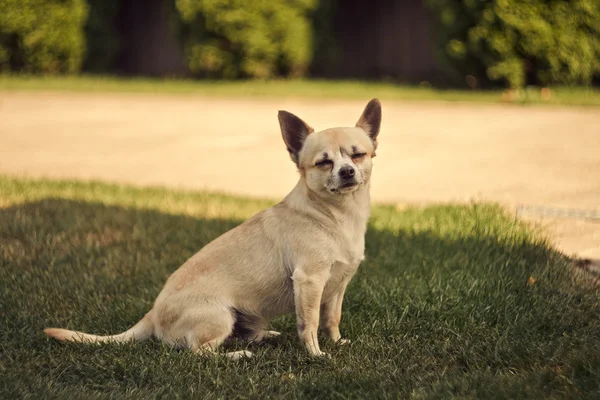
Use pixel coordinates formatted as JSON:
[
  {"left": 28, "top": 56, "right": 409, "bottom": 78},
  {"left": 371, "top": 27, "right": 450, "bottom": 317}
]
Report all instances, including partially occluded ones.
[{"left": 1, "top": 91, "right": 598, "bottom": 259}]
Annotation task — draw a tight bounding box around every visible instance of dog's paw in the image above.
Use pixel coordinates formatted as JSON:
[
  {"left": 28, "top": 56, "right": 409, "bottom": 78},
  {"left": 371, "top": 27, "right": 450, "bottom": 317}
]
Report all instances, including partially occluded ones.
[
  {"left": 311, "top": 350, "right": 331, "bottom": 358},
  {"left": 263, "top": 330, "right": 281, "bottom": 339},
  {"left": 250, "top": 330, "right": 281, "bottom": 343},
  {"left": 226, "top": 350, "right": 253, "bottom": 360}
]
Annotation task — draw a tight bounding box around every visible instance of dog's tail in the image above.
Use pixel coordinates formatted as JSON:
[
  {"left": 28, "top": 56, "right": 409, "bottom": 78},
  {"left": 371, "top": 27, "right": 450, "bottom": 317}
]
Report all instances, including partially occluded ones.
[{"left": 43, "top": 312, "right": 154, "bottom": 344}]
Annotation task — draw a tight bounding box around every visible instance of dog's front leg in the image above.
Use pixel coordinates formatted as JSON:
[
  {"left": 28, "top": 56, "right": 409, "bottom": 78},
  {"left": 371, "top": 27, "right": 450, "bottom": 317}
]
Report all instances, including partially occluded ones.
[
  {"left": 292, "top": 267, "right": 329, "bottom": 357},
  {"left": 320, "top": 277, "right": 352, "bottom": 344}
]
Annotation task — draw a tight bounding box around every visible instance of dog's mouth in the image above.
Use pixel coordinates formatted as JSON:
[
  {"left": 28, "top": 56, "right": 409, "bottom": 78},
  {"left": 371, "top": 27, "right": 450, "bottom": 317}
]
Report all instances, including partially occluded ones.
[
  {"left": 340, "top": 181, "right": 358, "bottom": 189},
  {"left": 330, "top": 180, "right": 360, "bottom": 193}
]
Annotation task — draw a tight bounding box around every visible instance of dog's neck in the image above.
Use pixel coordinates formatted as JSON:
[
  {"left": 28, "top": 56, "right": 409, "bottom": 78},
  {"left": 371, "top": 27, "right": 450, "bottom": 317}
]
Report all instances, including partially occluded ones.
[{"left": 284, "top": 179, "right": 371, "bottom": 229}]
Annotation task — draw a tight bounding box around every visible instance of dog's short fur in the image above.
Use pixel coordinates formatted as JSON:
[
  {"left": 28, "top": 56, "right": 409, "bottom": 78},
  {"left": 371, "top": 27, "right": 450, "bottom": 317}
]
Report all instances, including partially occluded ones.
[{"left": 44, "top": 99, "right": 383, "bottom": 359}]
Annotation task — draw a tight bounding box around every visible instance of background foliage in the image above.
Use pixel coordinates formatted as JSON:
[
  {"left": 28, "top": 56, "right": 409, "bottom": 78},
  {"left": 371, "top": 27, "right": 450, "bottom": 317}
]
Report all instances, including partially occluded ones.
[
  {"left": 174, "top": 0, "right": 318, "bottom": 79},
  {"left": 425, "top": 0, "right": 600, "bottom": 88},
  {"left": 1, "top": 0, "right": 599, "bottom": 87},
  {"left": 0, "top": 0, "right": 88, "bottom": 74}
]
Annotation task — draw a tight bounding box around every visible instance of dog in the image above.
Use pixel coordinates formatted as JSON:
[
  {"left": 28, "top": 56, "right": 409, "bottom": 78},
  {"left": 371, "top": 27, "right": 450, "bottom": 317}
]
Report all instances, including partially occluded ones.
[{"left": 44, "top": 98, "right": 383, "bottom": 359}]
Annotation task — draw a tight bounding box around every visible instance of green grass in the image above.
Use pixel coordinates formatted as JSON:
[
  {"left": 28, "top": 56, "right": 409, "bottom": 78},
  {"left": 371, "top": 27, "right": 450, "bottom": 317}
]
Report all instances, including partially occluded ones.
[
  {"left": 1, "top": 176, "right": 599, "bottom": 399},
  {"left": 2, "top": 74, "right": 600, "bottom": 106}
]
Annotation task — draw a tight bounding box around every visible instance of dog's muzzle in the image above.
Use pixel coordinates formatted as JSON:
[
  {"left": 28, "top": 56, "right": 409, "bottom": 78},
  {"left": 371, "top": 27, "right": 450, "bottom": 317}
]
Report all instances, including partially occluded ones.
[{"left": 338, "top": 166, "right": 358, "bottom": 188}]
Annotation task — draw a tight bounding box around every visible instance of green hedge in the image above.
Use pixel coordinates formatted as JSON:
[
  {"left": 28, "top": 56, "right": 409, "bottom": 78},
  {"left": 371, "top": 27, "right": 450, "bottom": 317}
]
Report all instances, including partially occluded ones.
[
  {"left": 0, "top": 0, "right": 88, "bottom": 74},
  {"left": 174, "top": 0, "right": 318, "bottom": 79},
  {"left": 426, "top": 0, "right": 600, "bottom": 88}
]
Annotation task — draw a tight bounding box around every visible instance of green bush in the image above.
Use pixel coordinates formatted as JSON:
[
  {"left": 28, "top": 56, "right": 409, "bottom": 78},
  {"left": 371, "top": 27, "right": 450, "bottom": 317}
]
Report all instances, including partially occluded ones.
[
  {"left": 0, "top": 0, "right": 88, "bottom": 74},
  {"left": 174, "top": 0, "right": 318, "bottom": 79},
  {"left": 426, "top": 0, "right": 600, "bottom": 88}
]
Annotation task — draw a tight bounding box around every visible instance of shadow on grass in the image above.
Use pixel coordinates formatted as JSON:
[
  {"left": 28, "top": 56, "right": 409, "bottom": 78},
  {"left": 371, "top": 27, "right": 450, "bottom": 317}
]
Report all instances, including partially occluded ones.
[{"left": 1, "top": 198, "right": 599, "bottom": 399}]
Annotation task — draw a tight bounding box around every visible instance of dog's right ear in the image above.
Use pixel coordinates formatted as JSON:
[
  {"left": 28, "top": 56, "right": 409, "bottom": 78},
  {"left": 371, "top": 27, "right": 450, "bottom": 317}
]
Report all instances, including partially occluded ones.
[{"left": 278, "top": 110, "right": 314, "bottom": 166}]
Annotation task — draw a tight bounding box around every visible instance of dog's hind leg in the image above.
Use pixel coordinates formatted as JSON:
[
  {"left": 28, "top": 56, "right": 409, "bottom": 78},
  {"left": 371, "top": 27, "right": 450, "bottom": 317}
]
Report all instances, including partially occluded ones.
[{"left": 188, "top": 308, "right": 253, "bottom": 360}]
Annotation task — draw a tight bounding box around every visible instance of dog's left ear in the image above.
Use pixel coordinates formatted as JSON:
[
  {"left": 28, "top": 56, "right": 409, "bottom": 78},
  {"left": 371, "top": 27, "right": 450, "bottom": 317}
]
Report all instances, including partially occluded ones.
[
  {"left": 278, "top": 110, "right": 314, "bottom": 166},
  {"left": 356, "top": 98, "right": 382, "bottom": 153}
]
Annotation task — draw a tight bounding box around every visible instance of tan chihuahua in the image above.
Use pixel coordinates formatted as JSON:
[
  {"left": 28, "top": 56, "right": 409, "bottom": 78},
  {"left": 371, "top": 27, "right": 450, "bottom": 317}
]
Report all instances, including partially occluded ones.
[{"left": 44, "top": 98, "right": 383, "bottom": 359}]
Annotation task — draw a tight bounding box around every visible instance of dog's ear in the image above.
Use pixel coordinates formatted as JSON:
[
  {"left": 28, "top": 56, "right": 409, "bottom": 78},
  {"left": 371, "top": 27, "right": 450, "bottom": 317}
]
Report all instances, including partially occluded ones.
[
  {"left": 356, "top": 98, "right": 382, "bottom": 151},
  {"left": 278, "top": 110, "right": 314, "bottom": 165}
]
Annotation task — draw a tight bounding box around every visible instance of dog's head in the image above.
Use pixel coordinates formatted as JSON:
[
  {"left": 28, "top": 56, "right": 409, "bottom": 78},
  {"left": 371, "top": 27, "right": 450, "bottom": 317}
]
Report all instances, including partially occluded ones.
[{"left": 278, "top": 99, "right": 382, "bottom": 197}]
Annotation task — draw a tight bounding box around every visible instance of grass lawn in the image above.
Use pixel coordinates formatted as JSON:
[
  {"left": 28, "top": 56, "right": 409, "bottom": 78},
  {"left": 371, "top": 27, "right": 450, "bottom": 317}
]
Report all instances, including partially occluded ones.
[
  {"left": 1, "top": 176, "right": 599, "bottom": 399},
  {"left": 1, "top": 75, "right": 600, "bottom": 107}
]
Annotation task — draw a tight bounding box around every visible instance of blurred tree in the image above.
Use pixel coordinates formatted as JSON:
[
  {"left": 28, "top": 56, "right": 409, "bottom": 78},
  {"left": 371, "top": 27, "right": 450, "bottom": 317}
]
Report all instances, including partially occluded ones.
[
  {"left": 425, "top": 0, "right": 600, "bottom": 88},
  {"left": 0, "top": 0, "right": 88, "bottom": 73},
  {"left": 308, "top": 0, "right": 339, "bottom": 77},
  {"left": 174, "top": 0, "right": 318, "bottom": 79},
  {"left": 82, "top": 0, "right": 121, "bottom": 72}
]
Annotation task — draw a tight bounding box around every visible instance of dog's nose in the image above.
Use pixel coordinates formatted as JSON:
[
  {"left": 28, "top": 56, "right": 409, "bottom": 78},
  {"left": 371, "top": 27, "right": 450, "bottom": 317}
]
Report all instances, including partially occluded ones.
[{"left": 339, "top": 166, "right": 355, "bottom": 179}]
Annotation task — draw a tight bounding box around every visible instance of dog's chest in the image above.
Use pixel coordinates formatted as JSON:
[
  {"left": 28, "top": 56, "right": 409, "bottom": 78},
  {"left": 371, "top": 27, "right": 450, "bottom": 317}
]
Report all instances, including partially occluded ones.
[
  {"left": 332, "top": 213, "right": 367, "bottom": 269},
  {"left": 320, "top": 220, "right": 365, "bottom": 301},
  {"left": 324, "top": 233, "right": 364, "bottom": 301}
]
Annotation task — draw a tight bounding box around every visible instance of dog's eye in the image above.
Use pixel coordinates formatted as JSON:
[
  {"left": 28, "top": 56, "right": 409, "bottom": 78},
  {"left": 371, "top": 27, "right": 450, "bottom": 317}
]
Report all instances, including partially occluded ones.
[
  {"left": 351, "top": 153, "right": 367, "bottom": 160},
  {"left": 315, "top": 159, "right": 333, "bottom": 168}
]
